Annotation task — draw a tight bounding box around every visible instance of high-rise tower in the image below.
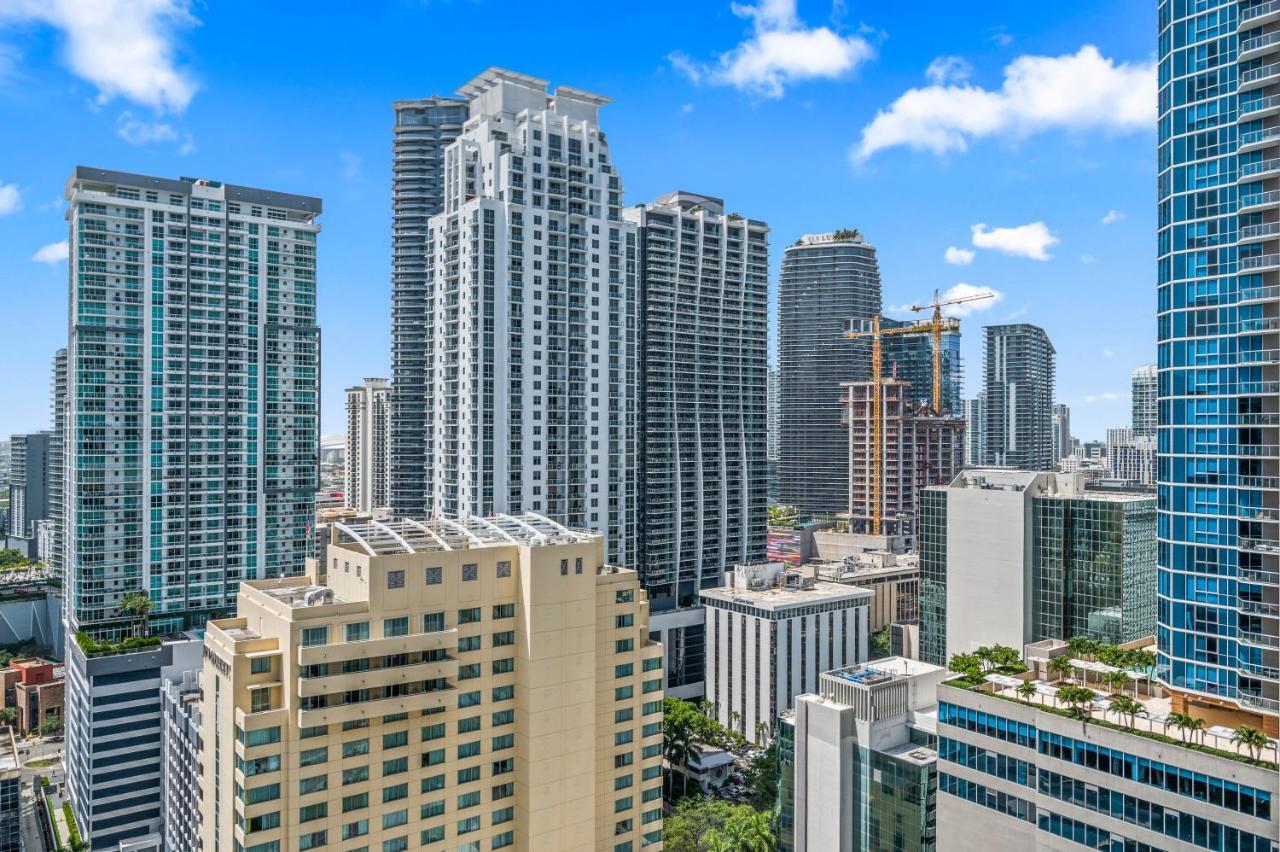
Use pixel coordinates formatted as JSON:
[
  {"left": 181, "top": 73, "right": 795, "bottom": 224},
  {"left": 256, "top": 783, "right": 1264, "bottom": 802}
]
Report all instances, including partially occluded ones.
[
  {"left": 1130, "top": 363, "right": 1157, "bottom": 438},
  {"left": 627, "top": 190, "right": 769, "bottom": 697},
  {"left": 777, "top": 231, "right": 881, "bottom": 514},
  {"left": 1158, "top": 0, "right": 1279, "bottom": 731},
  {"left": 344, "top": 377, "right": 392, "bottom": 513},
  {"left": 390, "top": 95, "right": 468, "bottom": 518},
  {"left": 411, "top": 69, "right": 636, "bottom": 566},
  {"left": 982, "top": 324, "right": 1056, "bottom": 470}
]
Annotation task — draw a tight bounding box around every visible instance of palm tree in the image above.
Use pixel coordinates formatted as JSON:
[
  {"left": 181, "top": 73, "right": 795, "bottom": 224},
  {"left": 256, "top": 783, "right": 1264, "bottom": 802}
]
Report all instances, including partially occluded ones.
[
  {"left": 119, "top": 592, "right": 153, "bottom": 638},
  {"left": 716, "top": 814, "right": 753, "bottom": 851},
  {"left": 1066, "top": 636, "right": 1097, "bottom": 660},
  {"left": 664, "top": 733, "right": 693, "bottom": 799},
  {"left": 1232, "top": 725, "right": 1270, "bottom": 760},
  {"left": 1016, "top": 681, "right": 1038, "bottom": 704},
  {"left": 1108, "top": 695, "right": 1142, "bottom": 728},
  {"left": 974, "top": 646, "right": 997, "bottom": 672},
  {"left": 1103, "top": 670, "right": 1131, "bottom": 696},
  {"left": 1166, "top": 711, "right": 1190, "bottom": 740},
  {"left": 1047, "top": 656, "right": 1075, "bottom": 683},
  {"left": 744, "top": 808, "right": 777, "bottom": 851},
  {"left": 1057, "top": 685, "right": 1095, "bottom": 719},
  {"left": 1184, "top": 716, "right": 1206, "bottom": 745}
]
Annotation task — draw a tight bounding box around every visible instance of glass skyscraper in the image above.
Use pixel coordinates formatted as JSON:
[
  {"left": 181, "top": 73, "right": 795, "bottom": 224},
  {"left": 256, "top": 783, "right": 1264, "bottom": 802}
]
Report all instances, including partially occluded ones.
[{"left": 1157, "top": 0, "right": 1279, "bottom": 729}]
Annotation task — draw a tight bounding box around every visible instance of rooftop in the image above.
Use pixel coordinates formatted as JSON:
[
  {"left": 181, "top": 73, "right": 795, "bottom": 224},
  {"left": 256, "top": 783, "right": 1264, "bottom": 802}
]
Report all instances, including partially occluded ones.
[
  {"left": 331, "top": 512, "right": 596, "bottom": 556},
  {"left": 0, "top": 728, "right": 18, "bottom": 775},
  {"left": 826, "top": 657, "right": 944, "bottom": 687},
  {"left": 700, "top": 578, "right": 872, "bottom": 612}
]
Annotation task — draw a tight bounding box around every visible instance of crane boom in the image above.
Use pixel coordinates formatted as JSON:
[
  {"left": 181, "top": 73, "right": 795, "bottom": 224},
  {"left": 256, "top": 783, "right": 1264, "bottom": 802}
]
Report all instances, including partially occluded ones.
[{"left": 909, "top": 288, "right": 994, "bottom": 413}]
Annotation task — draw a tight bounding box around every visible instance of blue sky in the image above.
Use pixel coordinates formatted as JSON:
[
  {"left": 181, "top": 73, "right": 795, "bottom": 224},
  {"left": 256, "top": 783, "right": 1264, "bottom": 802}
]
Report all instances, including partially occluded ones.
[{"left": 0, "top": 0, "right": 1154, "bottom": 441}]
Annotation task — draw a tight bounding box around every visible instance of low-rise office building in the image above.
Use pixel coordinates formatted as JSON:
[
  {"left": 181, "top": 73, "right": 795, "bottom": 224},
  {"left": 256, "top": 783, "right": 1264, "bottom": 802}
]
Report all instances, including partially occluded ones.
[
  {"left": 936, "top": 653, "right": 1279, "bottom": 852},
  {"left": 778, "top": 657, "right": 946, "bottom": 851},
  {"left": 702, "top": 563, "right": 871, "bottom": 743},
  {"left": 200, "top": 513, "right": 663, "bottom": 852}
]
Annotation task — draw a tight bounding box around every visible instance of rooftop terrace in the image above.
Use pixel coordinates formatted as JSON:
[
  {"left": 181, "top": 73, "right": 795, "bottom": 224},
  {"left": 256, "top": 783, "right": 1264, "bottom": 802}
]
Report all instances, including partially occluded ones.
[{"left": 331, "top": 512, "right": 596, "bottom": 557}]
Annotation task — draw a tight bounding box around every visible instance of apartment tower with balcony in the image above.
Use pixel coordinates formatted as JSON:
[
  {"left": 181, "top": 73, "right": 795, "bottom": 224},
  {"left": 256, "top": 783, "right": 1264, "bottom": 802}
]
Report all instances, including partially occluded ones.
[
  {"left": 1157, "top": 0, "right": 1280, "bottom": 733},
  {"left": 982, "top": 324, "right": 1056, "bottom": 470},
  {"left": 345, "top": 378, "right": 392, "bottom": 513},
  {"left": 199, "top": 514, "right": 663, "bottom": 852}
]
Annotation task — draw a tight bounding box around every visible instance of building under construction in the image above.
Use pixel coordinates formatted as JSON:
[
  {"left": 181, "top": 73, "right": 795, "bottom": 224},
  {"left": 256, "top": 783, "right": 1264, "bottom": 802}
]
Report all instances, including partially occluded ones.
[{"left": 842, "top": 379, "right": 965, "bottom": 537}]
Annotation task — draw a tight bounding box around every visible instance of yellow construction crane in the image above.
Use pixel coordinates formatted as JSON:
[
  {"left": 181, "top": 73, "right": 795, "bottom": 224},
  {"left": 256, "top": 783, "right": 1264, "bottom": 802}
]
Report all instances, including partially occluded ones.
[
  {"left": 909, "top": 288, "right": 994, "bottom": 414},
  {"left": 842, "top": 288, "right": 993, "bottom": 534}
]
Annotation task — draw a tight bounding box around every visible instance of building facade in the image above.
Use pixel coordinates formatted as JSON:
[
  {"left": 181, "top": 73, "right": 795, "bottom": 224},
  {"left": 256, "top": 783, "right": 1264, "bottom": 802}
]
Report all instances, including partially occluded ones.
[
  {"left": 627, "top": 190, "right": 769, "bottom": 698},
  {"left": 345, "top": 377, "right": 392, "bottom": 513},
  {"left": 1050, "top": 403, "right": 1071, "bottom": 468},
  {"left": 778, "top": 658, "right": 945, "bottom": 852},
  {"left": 64, "top": 167, "right": 321, "bottom": 637},
  {"left": 160, "top": 669, "right": 202, "bottom": 852},
  {"left": 919, "top": 470, "right": 1156, "bottom": 667},
  {"left": 199, "top": 514, "right": 663, "bottom": 852},
  {"left": 1157, "top": 0, "right": 1280, "bottom": 731},
  {"left": 64, "top": 634, "right": 202, "bottom": 850},
  {"left": 4, "top": 431, "right": 51, "bottom": 559},
  {"left": 701, "top": 562, "right": 871, "bottom": 742},
  {"left": 401, "top": 68, "right": 636, "bottom": 567},
  {"left": 48, "top": 348, "right": 67, "bottom": 577},
  {"left": 982, "top": 324, "right": 1056, "bottom": 470},
  {"left": 777, "top": 231, "right": 881, "bottom": 515},
  {"left": 389, "top": 95, "right": 468, "bottom": 518},
  {"left": 963, "top": 395, "right": 985, "bottom": 468},
  {"left": 1129, "top": 364, "right": 1156, "bottom": 438},
  {"left": 842, "top": 380, "right": 965, "bottom": 538},
  {"left": 1107, "top": 426, "right": 1156, "bottom": 486},
  {"left": 936, "top": 677, "right": 1279, "bottom": 852},
  {"left": 0, "top": 729, "right": 17, "bottom": 852}
]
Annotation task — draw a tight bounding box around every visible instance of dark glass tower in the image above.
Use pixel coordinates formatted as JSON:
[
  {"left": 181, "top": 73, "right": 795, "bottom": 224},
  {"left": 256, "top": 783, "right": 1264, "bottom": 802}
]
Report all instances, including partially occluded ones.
[
  {"left": 982, "top": 323, "right": 1056, "bottom": 470},
  {"left": 777, "top": 232, "right": 881, "bottom": 515}
]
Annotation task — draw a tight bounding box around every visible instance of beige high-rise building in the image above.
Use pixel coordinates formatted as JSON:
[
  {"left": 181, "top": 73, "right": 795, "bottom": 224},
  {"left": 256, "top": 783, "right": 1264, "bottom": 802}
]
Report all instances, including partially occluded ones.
[{"left": 199, "top": 514, "right": 664, "bottom": 852}]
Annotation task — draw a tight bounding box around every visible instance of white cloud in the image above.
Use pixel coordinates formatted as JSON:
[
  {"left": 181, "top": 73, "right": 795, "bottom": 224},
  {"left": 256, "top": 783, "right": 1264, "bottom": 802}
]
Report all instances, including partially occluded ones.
[
  {"left": 887, "top": 283, "right": 1002, "bottom": 318},
  {"left": 971, "top": 221, "right": 1058, "bottom": 261},
  {"left": 990, "top": 29, "right": 1014, "bottom": 47},
  {"left": 670, "top": 0, "right": 874, "bottom": 98},
  {"left": 1102, "top": 349, "right": 1115, "bottom": 358},
  {"left": 0, "top": 181, "right": 19, "bottom": 215},
  {"left": 681, "top": 102, "right": 695, "bottom": 114},
  {"left": 31, "top": 239, "right": 68, "bottom": 264},
  {"left": 0, "top": 0, "right": 199, "bottom": 112},
  {"left": 1084, "top": 391, "right": 1126, "bottom": 404},
  {"left": 944, "top": 246, "right": 975, "bottom": 265},
  {"left": 854, "top": 45, "right": 1153, "bottom": 160},
  {"left": 1080, "top": 254, "right": 1098, "bottom": 264},
  {"left": 116, "top": 112, "right": 178, "bottom": 144},
  {"left": 1101, "top": 209, "right": 1125, "bottom": 224},
  {"left": 926, "top": 55, "right": 972, "bottom": 85}
]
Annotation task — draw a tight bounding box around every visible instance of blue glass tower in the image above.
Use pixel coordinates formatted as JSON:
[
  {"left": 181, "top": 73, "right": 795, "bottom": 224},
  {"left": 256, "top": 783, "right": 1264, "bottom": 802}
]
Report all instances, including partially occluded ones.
[{"left": 1157, "top": 0, "right": 1279, "bottom": 730}]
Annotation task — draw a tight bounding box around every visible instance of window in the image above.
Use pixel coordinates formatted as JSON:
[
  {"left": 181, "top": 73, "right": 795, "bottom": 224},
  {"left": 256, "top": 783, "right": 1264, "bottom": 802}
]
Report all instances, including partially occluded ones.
[
  {"left": 421, "top": 774, "right": 445, "bottom": 793},
  {"left": 299, "top": 747, "right": 328, "bottom": 767},
  {"left": 615, "top": 775, "right": 633, "bottom": 791},
  {"left": 346, "top": 622, "right": 370, "bottom": 642},
  {"left": 459, "top": 664, "right": 481, "bottom": 680},
  {"left": 496, "top": 561, "right": 511, "bottom": 578},
  {"left": 300, "top": 725, "right": 328, "bottom": 739},
  {"left": 458, "top": 716, "right": 481, "bottom": 734},
  {"left": 642, "top": 679, "right": 662, "bottom": 694},
  {"left": 492, "top": 658, "right": 514, "bottom": 675},
  {"left": 642, "top": 700, "right": 661, "bottom": 715},
  {"left": 491, "top": 685, "right": 513, "bottom": 702},
  {"left": 615, "top": 731, "right": 634, "bottom": 746},
  {"left": 298, "top": 831, "right": 327, "bottom": 851},
  {"left": 343, "top": 739, "right": 369, "bottom": 758},
  {"left": 250, "top": 657, "right": 273, "bottom": 674},
  {"left": 459, "top": 691, "right": 482, "bottom": 708},
  {"left": 341, "top": 820, "right": 368, "bottom": 841},
  {"left": 575, "top": 557, "right": 583, "bottom": 574},
  {"left": 492, "top": 604, "right": 514, "bottom": 619},
  {"left": 615, "top": 639, "right": 633, "bottom": 653},
  {"left": 615, "top": 686, "right": 633, "bottom": 701},
  {"left": 459, "top": 636, "right": 482, "bottom": 652},
  {"left": 616, "top": 614, "right": 633, "bottom": 628},
  {"left": 492, "top": 631, "right": 515, "bottom": 647},
  {"left": 615, "top": 753, "right": 633, "bottom": 768},
  {"left": 382, "top": 837, "right": 408, "bottom": 852},
  {"left": 615, "top": 708, "right": 634, "bottom": 723},
  {"left": 250, "top": 688, "right": 272, "bottom": 713},
  {"left": 462, "top": 563, "right": 478, "bottom": 581},
  {"left": 421, "top": 827, "right": 445, "bottom": 844},
  {"left": 642, "top": 657, "right": 661, "bottom": 672},
  {"left": 491, "top": 734, "right": 514, "bottom": 751},
  {"left": 458, "top": 791, "right": 481, "bottom": 809},
  {"left": 383, "top": 617, "right": 409, "bottom": 638},
  {"left": 615, "top": 797, "right": 632, "bottom": 813},
  {"left": 492, "top": 831, "right": 514, "bottom": 849},
  {"left": 421, "top": 799, "right": 446, "bottom": 819},
  {"left": 343, "top": 792, "right": 369, "bottom": 813},
  {"left": 615, "top": 663, "right": 634, "bottom": 678},
  {"left": 458, "top": 816, "right": 481, "bottom": 835},
  {"left": 423, "top": 612, "right": 445, "bottom": 632},
  {"left": 642, "top": 744, "right": 661, "bottom": 759},
  {"left": 382, "top": 809, "right": 408, "bottom": 829},
  {"left": 492, "top": 758, "right": 514, "bottom": 776},
  {"left": 342, "top": 766, "right": 368, "bottom": 785},
  {"left": 642, "top": 722, "right": 661, "bottom": 738},
  {"left": 426, "top": 566, "right": 442, "bottom": 585},
  {"left": 247, "top": 783, "right": 280, "bottom": 804},
  {"left": 492, "top": 710, "right": 514, "bottom": 727},
  {"left": 299, "top": 802, "right": 328, "bottom": 823},
  {"left": 301, "top": 626, "right": 328, "bottom": 647},
  {"left": 422, "top": 749, "right": 446, "bottom": 767},
  {"left": 299, "top": 775, "right": 327, "bottom": 795},
  {"left": 616, "top": 589, "right": 634, "bottom": 604},
  {"left": 458, "top": 741, "right": 481, "bottom": 758},
  {"left": 246, "top": 727, "right": 280, "bottom": 747},
  {"left": 492, "top": 783, "right": 514, "bottom": 801},
  {"left": 422, "top": 723, "right": 446, "bottom": 741},
  {"left": 642, "top": 786, "right": 662, "bottom": 803},
  {"left": 459, "top": 608, "right": 482, "bottom": 624},
  {"left": 560, "top": 559, "right": 569, "bottom": 575},
  {"left": 458, "top": 766, "right": 481, "bottom": 784},
  {"left": 387, "top": 569, "right": 405, "bottom": 589}
]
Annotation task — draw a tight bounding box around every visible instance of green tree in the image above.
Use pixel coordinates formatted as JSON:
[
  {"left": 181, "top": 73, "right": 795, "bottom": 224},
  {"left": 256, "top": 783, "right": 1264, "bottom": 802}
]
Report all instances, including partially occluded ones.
[
  {"left": 1047, "top": 656, "right": 1075, "bottom": 683},
  {"left": 990, "top": 644, "right": 1024, "bottom": 672},
  {"left": 1015, "top": 681, "right": 1038, "bottom": 704},
  {"left": 1231, "top": 725, "right": 1269, "bottom": 760},
  {"left": 0, "top": 707, "right": 17, "bottom": 727},
  {"left": 1103, "top": 670, "right": 1131, "bottom": 696},
  {"left": 119, "top": 593, "right": 153, "bottom": 638},
  {"left": 664, "top": 798, "right": 770, "bottom": 852},
  {"left": 947, "top": 653, "right": 984, "bottom": 684},
  {"left": 1056, "top": 685, "right": 1095, "bottom": 719},
  {"left": 1066, "top": 636, "right": 1099, "bottom": 660},
  {"left": 0, "top": 548, "right": 27, "bottom": 568},
  {"left": 39, "top": 715, "right": 63, "bottom": 737},
  {"left": 869, "top": 626, "right": 892, "bottom": 660},
  {"left": 1107, "top": 695, "right": 1142, "bottom": 728},
  {"left": 745, "top": 740, "right": 778, "bottom": 810}
]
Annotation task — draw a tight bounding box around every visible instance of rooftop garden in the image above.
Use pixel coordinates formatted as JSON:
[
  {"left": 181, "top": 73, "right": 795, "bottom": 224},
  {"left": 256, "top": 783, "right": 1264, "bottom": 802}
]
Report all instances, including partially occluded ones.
[
  {"left": 943, "top": 641, "right": 1277, "bottom": 771},
  {"left": 74, "top": 632, "right": 161, "bottom": 658}
]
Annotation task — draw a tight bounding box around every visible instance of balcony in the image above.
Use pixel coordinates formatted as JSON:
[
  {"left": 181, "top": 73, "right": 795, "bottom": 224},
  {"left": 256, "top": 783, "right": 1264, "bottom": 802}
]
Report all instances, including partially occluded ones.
[
  {"left": 1239, "top": 628, "right": 1280, "bottom": 648},
  {"left": 1241, "top": 0, "right": 1280, "bottom": 28},
  {"left": 1238, "top": 223, "right": 1280, "bottom": 244},
  {"left": 1240, "top": 536, "right": 1280, "bottom": 554},
  {"left": 296, "top": 684, "right": 456, "bottom": 727},
  {"left": 1239, "top": 599, "right": 1280, "bottom": 618},
  {"left": 1242, "top": 95, "right": 1280, "bottom": 122},
  {"left": 1238, "top": 691, "right": 1280, "bottom": 713},
  {"left": 1241, "top": 60, "right": 1280, "bottom": 91},
  {"left": 1239, "top": 253, "right": 1280, "bottom": 272},
  {"left": 296, "top": 627, "right": 458, "bottom": 666},
  {"left": 1240, "top": 566, "right": 1280, "bottom": 585},
  {"left": 296, "top": 657, "right": 458, "bottom": 698},
  {"left": 1239, "top": 30, "right": 1280, "bottom": 62},
  {"left": 1240, "top": 157, "right": 1280, "bottom": 180},
  {"left": 1239, "top": 190, "right": 1280, "bottom": 213},
  {"left": 1239, "top": 125, "right": 1280, "bottom": 152}
]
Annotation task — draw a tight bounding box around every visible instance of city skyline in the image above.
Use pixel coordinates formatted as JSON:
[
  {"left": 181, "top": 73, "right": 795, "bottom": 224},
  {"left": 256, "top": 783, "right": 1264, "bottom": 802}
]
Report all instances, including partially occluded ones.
[{"left": 1, "top": 0, "right": 1155, "bottom": 442}]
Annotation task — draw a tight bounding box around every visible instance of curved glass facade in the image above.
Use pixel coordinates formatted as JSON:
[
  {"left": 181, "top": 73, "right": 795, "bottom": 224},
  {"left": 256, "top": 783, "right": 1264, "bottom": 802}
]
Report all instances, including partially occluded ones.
[{"left": 1157, "top": 0, "right": 1279, "bottom": 718}]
